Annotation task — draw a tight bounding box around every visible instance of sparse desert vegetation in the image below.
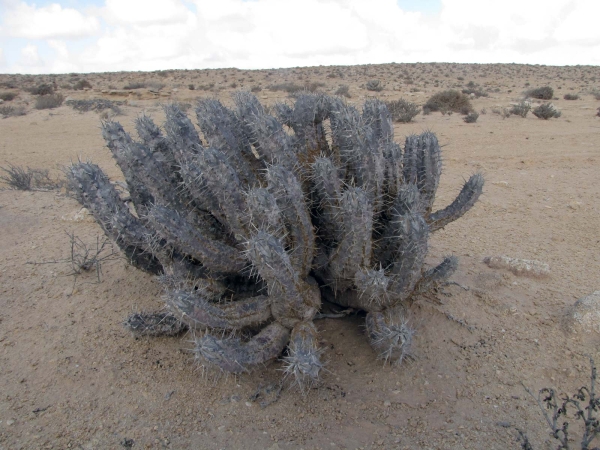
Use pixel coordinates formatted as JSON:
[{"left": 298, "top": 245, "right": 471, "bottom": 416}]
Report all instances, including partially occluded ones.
[
  {"left": 34, "top": 93, "right": 65, "bottom": 110},
  {"left": 385, "top": 98, "right": 420, "bottom": 122},
  {"left": 525, "top": 86, "right": 554, "bottom": 100},
  {"left": 532, "top": 102, "right": 561, "bottom": 119},
  {"left": 1, "top": 62, "right": 600, "bottom": 449},
  {"left": 424, "top": 89, "right": 473, "bottom": 114}
]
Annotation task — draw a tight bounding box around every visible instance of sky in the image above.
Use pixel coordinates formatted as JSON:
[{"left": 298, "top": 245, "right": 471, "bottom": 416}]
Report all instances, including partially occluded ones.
[{"left": 0, "top": 0, "right": 598, "bottom": 74}]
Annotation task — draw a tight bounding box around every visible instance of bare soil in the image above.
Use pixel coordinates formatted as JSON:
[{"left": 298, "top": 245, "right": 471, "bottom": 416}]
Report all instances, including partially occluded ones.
[{"left": 1, "top": 63, "right": 599, "bottom": 449}]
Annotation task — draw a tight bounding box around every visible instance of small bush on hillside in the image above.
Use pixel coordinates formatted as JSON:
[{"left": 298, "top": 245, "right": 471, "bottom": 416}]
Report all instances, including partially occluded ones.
[
  {"left": 250, "top": 85, "right": 262, "bottom": 93},
  {"left": 385, "top": 98, "right": 420, "bottom": 123},
  {"left": 509, "top": 101, "right": 531, "bottom": 118},
  {"left": 0, "top": 81, "right": 18, "bottom": 89},
  {"left": 73, "top": 80, "right": 92, "bottom": 90},
  {"left": 463, "top": 112, "right": 479, "bottom": 123},
  {"left": 424, "top": 90, "right": 473, "bottom": 114},
  {"left": 0, "top": 105, "right": 27, "bottom": 118},
  {"left": 366, "top": 79, "right": 383, "bottom": 92},
  {"left": 66, "top": 99, "right": 124, "bottom": 114},
  {"left": 532, "top": 103, "right": 561, "bottom": 120},
  {"left": 563, "top": 93, "right": 579, "bottom": 100},
  {"left": 147, "top": 81, "right": 166, "bottom": 91},
  {"left": 123, "top": 82, "right": 147, "bottom": 90},
  {"left": 35, "top": 94, "right": 65, "bottom": 110},
  {"left": 491, "top": 107, "right": 511, "bottom": 119},
  {"left": 334, "top": 84, "right": 351, "bottom": 98},
  {"left": 269, "top": 82, "right": 324, "bottom": 95},
  {"left": 462, "top": 81, "right": 488, "bottom": 98},
  {"left": 525, "top": 86, "right": 553, "bottom": 100},
  {"left": 0, "top": 164, "right": 60, "bottom": 190},
  {"left": 196, "top": 83, "right": 215, "bottom": 91},
  {"left": 0, "top": 92, "right": 17, "bottom": 101},
  {"left": 269, "top": 82, "right": 303, "bottom": 94},
  {"left": 30, "top": 84, "right": 54, "bottom": 96},
  {"left": 306, "top": 81, "right": 326, "bottom": 92}
]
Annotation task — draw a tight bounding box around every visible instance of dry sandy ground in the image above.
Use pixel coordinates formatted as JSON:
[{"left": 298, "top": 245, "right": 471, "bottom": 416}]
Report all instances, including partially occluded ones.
[{"left": 0, "top": 63, "right": 599, "bottom": 449}]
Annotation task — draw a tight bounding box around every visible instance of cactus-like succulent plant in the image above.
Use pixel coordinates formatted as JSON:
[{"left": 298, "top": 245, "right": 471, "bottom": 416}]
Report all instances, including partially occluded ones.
[{"left": 66, "top": 92, "right": 483, "bottom": 385}]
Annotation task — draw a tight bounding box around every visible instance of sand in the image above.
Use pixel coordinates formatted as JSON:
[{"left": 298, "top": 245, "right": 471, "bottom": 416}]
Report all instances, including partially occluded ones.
[{"left": 1, "top": 62, "right": 599, "bottom": 449}]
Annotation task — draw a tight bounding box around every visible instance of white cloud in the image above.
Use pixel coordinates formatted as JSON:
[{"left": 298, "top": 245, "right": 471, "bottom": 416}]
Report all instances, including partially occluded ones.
[
  {"left": 1, "top": 2, "right": 101, "bottom": 39},
  {"left": 19, "top": 44, "right": 43, "bottom": 66},
  {"left": 2, "top": 0, "right": 599, "bottom": 73},
  {"left": 103, "top": 0, "right": 192, "bottom": 25},
  {"left": 554, "top": 0, "right": 600, "bottom": 43}
]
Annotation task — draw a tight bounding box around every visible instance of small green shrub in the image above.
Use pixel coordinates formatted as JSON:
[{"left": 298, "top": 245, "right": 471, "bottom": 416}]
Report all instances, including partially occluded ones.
[
  {"left": 0, "top": 92, "right": 17, "bottom": 102},
  {"left": 30, "top": 84, "right": 54, "bottom": 96},
  {"left": 0, "top": 105, "right": 27, "bottom": 118},
  {"left": 35, "top": 94, "right": 65, "bottom": 110},
  {"left": 269, "top": 82, "right": 324, "bottom": 95},
  {"left": 563, "top": 93, "right": 579, "bottom": 100},
  {"left": 463, "top": 112, "right": 479, "bottom": 123},
  {"left": 196, "top": 82, "right": 215, "bottom": 91},
  {"left": 334, "top": 84, "right": 351, "bottom": 98},
  {"left": 509, "top": 101, "right": 531, "bottom": 118},
  {"left": 0, "top": 164, "right": 59, "bottom": 190},
  {"left": 147, "top": 81, "right": 165, "bottom": 91},
  {"left": 525, "top": 86, "right": 553, "bottom": 100},
  {"left": 123, "top": 82, "right": 147, "bottom": 90},
  {"left": 73, "top": 80, "right": 92, "bottom": 90},
  {"left": 462, "top": 81, "right": 488, "bottom": 98},
  {"left": 532, "top": 103, "right": 561, "bottom": 120},
  {"left": 491, "top": 107, "right": 511, "bottom": 119},
  {"left": 0, "top": 92, "right": 17, "bottom": 101},
  {"left": 66, "top": 99, "right": 124, "bottom": 114},
  {"left": 366, "top": 79, "right": 383, "bottom": 92},
  {"left": 385, "top": 98, "right": 419, "bottom": 123},
  {"left": 424, "top": 90, "right": 473, "bottom": 114},
  {"left": 306, "top": 81, "right": 326, "bottom": 92},
  {"left": 0, "top": 81, "right": 18, "bottom": 89},
  {"left": 269, "top": 82, "right": 303, "bottom": 94}
]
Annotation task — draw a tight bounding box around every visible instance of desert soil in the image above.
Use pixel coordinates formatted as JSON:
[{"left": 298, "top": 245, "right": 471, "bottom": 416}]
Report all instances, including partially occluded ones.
[{"left": 0, "top": 63, "right": 599, "bottom": 449}]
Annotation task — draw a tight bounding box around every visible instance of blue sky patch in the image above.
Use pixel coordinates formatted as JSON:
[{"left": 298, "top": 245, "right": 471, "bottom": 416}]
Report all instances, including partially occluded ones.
[{"left": 397, "top": 0, "right": 441, "bottom": 15}]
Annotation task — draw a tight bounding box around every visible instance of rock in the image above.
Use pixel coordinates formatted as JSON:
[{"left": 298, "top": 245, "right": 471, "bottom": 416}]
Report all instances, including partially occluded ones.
[
  {"left": 0, "top": 99, "right": 4, "bottom": 104},
  {"left": 568, "top": 201, "right": 582, "bottom": 210},
  {"left": 564, "top": 291, "right": 600, "bottom": 333},
  {"left": 483, "top": 256, "right": 550, "bottom": 278}
]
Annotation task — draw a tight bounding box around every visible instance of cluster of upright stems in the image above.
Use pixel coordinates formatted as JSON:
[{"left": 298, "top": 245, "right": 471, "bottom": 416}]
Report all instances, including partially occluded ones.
[{"left": 66, "top": 92, "right": 483, "bottom": 386}]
